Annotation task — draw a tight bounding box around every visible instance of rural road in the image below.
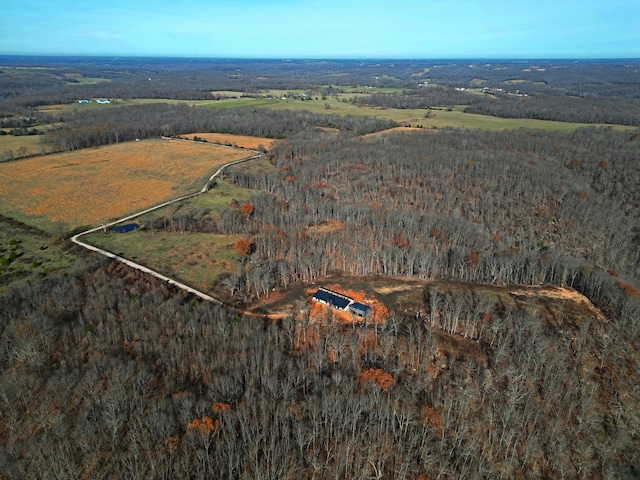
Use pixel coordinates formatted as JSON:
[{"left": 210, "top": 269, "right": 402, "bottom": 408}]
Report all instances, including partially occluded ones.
[{"left": 71, "top": 139, "right": 263, "bottom": 305}]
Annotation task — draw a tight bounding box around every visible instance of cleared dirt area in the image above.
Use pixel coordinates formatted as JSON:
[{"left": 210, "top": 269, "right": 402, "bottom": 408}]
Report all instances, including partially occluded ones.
[
  {"left": 509, "top": 285, "right": 604, "bottom": 315},
  {"left": 248, "top": 276, "right": 606, "bottom": 341},
  {"left": 178, "top": 133, "right": 277, "bottom": 150},
  {"left": 0, "top": 139, "right": 250, "bottom": 232},
  {"left": 373, "top": 284, "right": 418, "bottom": 294},
  {"left": 307, "top": 220, "right": 346, "bottom": 235},
  {"left": 359, "top": 126, "right": 425, "bottom": 139},
  {"left": 508, "top": 284, "right": 608, "bottom": 327},
  {"left": 243, "top": 275, "right": 428, "bottom": 319},
  {"left": 314, "top": 126, "right": 340, "bottom": 135}
]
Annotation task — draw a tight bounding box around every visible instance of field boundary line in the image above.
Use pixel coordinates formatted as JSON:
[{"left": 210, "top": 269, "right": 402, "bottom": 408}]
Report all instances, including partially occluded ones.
[{"left": 71, "top": 138, "right": 263, "bottom": 305}]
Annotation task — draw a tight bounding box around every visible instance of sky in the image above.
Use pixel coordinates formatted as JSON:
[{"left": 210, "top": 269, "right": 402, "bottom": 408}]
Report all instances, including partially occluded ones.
[{"left": 1, "top": 0, "right": 638, "bottom": 59}]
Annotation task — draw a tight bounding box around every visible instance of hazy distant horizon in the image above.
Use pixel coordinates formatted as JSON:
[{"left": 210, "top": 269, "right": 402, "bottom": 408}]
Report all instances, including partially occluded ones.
[{"left": 1, "top": 55, "right": 638, "bottom": 63}]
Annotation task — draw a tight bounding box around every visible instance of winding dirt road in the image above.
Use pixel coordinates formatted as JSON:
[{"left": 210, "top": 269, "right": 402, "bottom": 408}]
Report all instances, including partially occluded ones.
[{"left": 71, "top": 139, "right": 263, "bottom": 305}]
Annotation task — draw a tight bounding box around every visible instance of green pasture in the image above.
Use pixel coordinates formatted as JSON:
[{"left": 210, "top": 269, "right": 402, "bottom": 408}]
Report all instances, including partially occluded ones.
[
  {"left": 64, "top": 75, "right": 111, "bottom": 85},
  {"left": 85, "top": 230, "right": 242, "bottom": 292},
  {"left": 227, "top": 155, "right": 276, "bottom": 176},
  {"left": 145, "top": 178, "right": 255, "bottom": 221},
  {"left": 207, "top": 98, "right": 281, "bottom": 109},
  {"left": 0, "top": 220, "right": 77, "bottom": 293},
  {"left": 36, "top": 89, "right": 639, "bottom": 132},
  {"left": 210, "top": 90, "right": 245, "bottom": 97},
  {"left": 0, "top": 68, "right": 51, "bottom": 76},
  {"left": 201, "top": 93, "right": 636, "bottom": 132},
  {"left": 417, "top": 109, "right": 634, "bottom": 132},
  {"left": 82, "top": 176, "right": 262, "bottom": 294},
  {"left": 0, "top": 134, "right": 53, "bottom": 160},
  {"left": 262, "top": 96, "right": 637, "bottom": 131},
  {"left": 37, "top": 98, "right": 218, "bottom": 115}
]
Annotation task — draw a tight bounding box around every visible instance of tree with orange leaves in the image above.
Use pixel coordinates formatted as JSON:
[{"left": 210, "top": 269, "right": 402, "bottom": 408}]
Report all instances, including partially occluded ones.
[
  {"left": 235, "top": 238, "right": 254, "bottom": 258},
  {"left": 240, "top": 202, "right": 254, "bottom": 219},
  {"left": 212, "top": 402, "right": 230, "bottom": 414},
  {"left": 466, "top": 252, "right": 480, "bottom": 267},
  {"left": 188, "top": 416, "right": 218, "bottom": 436},
  {"left": 164, "top": 435, "right": 179, "bottom": 454},
  {"left": 187, "top": 416, "right": 219, "bottom": 456},
  {"left": 359, "top": 368, "right": 395, "bottom": 392}
]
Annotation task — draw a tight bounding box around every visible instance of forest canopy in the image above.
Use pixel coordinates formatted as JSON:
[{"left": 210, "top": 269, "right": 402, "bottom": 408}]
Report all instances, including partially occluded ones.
[{"left": 0, "top": 57, "right": 639, "bottom": 479}]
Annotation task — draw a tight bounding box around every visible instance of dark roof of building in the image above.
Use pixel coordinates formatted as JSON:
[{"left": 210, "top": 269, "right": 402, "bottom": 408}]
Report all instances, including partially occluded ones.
[
  {"left": 349, "top": 302, "right": 371, "bottom": 317},
  {"left": 312, "top": 288, "right": 352, "bottom": 310}
]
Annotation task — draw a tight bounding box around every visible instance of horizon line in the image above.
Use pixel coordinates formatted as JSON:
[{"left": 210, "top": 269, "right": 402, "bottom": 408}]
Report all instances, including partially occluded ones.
[{"left": 1, "top": 53, "right": 639, "bottom": 62}]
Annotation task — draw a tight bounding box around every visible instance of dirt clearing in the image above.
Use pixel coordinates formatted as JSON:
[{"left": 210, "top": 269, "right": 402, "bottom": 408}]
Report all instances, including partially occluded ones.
[{"left": 180, "top": 133, "right": 276, "bottom": 150}]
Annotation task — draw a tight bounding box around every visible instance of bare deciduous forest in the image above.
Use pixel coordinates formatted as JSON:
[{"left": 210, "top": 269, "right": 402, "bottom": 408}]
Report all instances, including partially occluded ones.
[{"left": 0, "top": 57, "right": 639, "bottom": 479}]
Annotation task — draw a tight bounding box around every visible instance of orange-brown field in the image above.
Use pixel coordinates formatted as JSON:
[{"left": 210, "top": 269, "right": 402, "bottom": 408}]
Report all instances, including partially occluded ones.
[
  {"left": 0, "top": 139, "right": 250, "bottom": 231},
  {"left": 179, "top": 133, "right": 277, "bottom": 150}
]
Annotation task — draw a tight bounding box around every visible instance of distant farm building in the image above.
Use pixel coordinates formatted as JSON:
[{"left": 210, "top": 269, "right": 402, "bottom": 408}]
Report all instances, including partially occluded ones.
[{"left": 311, "top": 288, "right": 371, "bottom": 318}]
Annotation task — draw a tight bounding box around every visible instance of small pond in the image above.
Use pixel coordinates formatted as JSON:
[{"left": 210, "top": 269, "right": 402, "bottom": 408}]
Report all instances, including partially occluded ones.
[{"left": 112, "top": 223, "right": 140, "bottom": 234}]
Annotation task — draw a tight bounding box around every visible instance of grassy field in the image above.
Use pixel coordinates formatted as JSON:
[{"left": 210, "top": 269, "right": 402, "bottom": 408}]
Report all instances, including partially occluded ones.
[
  {"left": 207, "top": 95, "right": 637, "bottom": 132},
  {"left": 36, "top": 95, "right": 291, "bottom": 114},
  {"left": 82, "top": 175, "right": 264, "bottom": 296},
  {"left": 225, "top": 154, "right": 277, "bottom": 176},
  {"left": 63, "top": 74, "right": 111, "bottom": 86},
  {"left": 0, "top": 134, "right": 56, "bottom": 160},
  {"left": 35, "top": 89, "right": 638, "bottom": 132},
  {"left": 0, "top": 219, "right": 77, "bottom": 294},
  {"left": 0, "top": 139, "right": 251, "bottom": 233},
  {"left": 256, "top": 97, "right": 637, "bottom": 131},
  {"left": 416, "top": 109, "right": 628, "bottom": 131},
  {"left": 86, "top": 230, "right": 242, "bottom": 293},
  {"left": 36, "top": 98, "right": 209, "bottom": 114},
  {"left": 143, "top": 178, "right": 257, "bottom": 221}
]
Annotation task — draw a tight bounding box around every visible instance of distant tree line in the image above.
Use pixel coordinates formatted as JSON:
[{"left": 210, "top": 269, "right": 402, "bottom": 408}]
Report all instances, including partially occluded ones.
[
  {"left": 3, "top": 57, "right": 637, "bottom": 117},
  {"left": 42, "top": 104, "right": 398, "bottom": 151},
  {"left": 0, "top": 58, "right": 410, "bottom": 112},
  {"left": 465, "top": 93, "right": 640, "bottom": 126},
  {"left": 354, "top": 89, "right": 640, "bottom": 126},
  {"left": 352, "top": 86, "right": 485, "bottom": 110}
]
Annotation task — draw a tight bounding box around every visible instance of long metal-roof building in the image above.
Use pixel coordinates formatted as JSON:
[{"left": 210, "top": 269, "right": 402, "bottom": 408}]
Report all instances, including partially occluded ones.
[{"left": 311, "top": 288, "right": 353, "bottom": 311}]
